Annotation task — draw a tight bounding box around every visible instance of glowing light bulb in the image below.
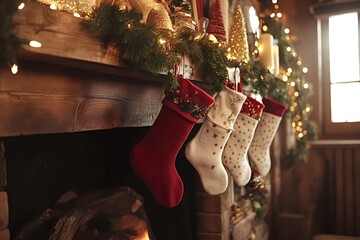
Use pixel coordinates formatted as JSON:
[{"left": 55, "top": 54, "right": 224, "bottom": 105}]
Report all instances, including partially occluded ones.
[
  {"left": 262, "top": 25, "right": 268, "bottom": 32},
  {"left": 270, "top": 13, "right": 275, "bottom": 18},
  {"left": 272, "top": 0, "right": 277, "bottom": 4},
  {"left": 284, "top": 28, "right": 290, "bottom": 34},
  {"left": 50, "top": 2, "right": 57, "bottom": 10},
  {"left": 208, "top": 34, "right": 218, "bottom": 43},
  {"left": 303, "top": 83, "right": 309, "bottom": 89},
  {"left": 11, "top": 64, "right": 18, "bottom": 74},
  {"left": 18, "top": 2, "right": 25, "bottom": 10},
  {"left": 302, "top": 67, "right": 309, "bottom": 73},
  {"left": 73, "top": 12, "right": 81, "bottom": 18},
  {"left": 276, "top": 12, "right": 282, "bottom": 18},
  {"left": 29, "top": 40, "right": 42, "bottom": 48},
  {"left": 159, "top": 38, "right": 166, "bottom": 45},
  {"left": 286, "top": 46, "right": 292, "bottom": 52}
]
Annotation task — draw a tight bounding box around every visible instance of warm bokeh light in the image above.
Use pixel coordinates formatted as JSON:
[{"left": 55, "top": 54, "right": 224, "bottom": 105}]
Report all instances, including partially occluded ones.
[{"left": 29, "top": 40, "right": 42, "bottom": 48}]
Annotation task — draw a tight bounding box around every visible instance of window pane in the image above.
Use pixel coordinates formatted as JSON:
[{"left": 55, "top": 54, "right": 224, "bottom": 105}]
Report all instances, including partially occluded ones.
[
  {"left": 331, "top": 82, "right": 360, "bottom": 123},
  {"left": 329, "top": 12, "right": 359, "bottom": 83}
]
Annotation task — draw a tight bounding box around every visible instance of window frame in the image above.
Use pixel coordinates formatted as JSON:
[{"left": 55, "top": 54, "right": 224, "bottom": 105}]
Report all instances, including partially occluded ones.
[{"left": 312, "top": 1, "right": 360, "bottom": 139}]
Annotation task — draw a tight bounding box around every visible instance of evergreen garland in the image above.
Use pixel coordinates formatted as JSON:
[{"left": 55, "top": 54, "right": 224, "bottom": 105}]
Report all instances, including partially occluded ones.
[
  {"left": 83, "top": 4, "right": 180, "bottom": 87},
  {"left": 1, "top": 1, "right": 317, "bottom": 169},
  {"left": 261, "top": 16, "right": 317, "bottom": 168},
  {"left": 83, "top": 3, "right": 229, "bottom": 92}
]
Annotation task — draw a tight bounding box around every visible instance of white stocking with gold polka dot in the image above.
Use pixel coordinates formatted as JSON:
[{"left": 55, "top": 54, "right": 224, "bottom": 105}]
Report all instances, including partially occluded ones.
[
  {"left": 223, "top": 113, "right": 259, "bottom": 186},
  {"left": 185, "top": 87, "right": 246, "bottom": 195},
  {"left": 248, "top": 112, "right": 282, "bottom": 176}
]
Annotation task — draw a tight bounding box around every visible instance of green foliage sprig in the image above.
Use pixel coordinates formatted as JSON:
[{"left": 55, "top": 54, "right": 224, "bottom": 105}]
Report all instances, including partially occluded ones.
[
  {"left": 83, "top": 3, "right": 228, "bottom": 93},
  {"left": 83, "top": 4, "right": 179, "bottom": 84}
]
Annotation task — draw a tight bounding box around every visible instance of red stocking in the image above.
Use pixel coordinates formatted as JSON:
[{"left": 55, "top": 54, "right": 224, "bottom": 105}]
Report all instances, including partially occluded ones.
[{"left": 131, "top": 76, "right": 215, "bottom": 207}]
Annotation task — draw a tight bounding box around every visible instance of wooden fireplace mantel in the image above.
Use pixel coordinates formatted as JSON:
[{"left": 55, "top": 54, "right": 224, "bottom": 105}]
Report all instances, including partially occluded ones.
[{"left": 0, "top": 1, "right": 206, "bottom": 138}]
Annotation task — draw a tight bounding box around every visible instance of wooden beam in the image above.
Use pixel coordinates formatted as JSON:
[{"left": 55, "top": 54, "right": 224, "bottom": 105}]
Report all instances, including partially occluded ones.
[
  {"left": 2, "top": 1, "right": 210, "bottom": 137},
  {"left": 13, "top": 1, "right": 120, "bottom": 66},
  {"left": 0, "top": 62, "right": 165, "bottom": 137}
]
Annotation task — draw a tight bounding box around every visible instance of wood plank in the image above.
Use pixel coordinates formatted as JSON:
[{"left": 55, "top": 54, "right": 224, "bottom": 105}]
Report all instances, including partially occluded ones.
[
  {"left": 343, "top": 149, "right": 354, "bottom": 235},
  {"left": 13, "top": 1, "right": 120, "bottom": 66},
  {"left": 0, "top": 62, "right": 165, "bottom": 137},
  {"left": 0, "top": 192, "right": 9, "bottom": 229},
  {"left": 12, "top": 1, "right": 195, "bottom": 79},
  {"left": 311, "top": 140, "right": 360, "bottom": 148},
  {"left": 0, "top": 228, "right": 10, "bottom": 240},
  {"left": 354, "top": 149, "right": 360, "bottom": 236},
  {"left": 325, "top": 148, "right": 335, "bottom": 232},
  {"left": 334, "top": 148, "right": 345, "bottom": 234}
]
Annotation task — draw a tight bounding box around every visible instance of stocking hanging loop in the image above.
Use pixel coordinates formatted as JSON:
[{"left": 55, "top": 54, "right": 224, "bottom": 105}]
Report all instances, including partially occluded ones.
[{"left": 234, "top": 67, "right": 243, "bottom": 93}]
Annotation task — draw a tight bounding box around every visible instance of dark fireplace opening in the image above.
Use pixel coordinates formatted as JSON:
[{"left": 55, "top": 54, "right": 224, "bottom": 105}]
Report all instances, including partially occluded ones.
[{"left": 4, "top": 126, "right": 200, "bottom": 240}]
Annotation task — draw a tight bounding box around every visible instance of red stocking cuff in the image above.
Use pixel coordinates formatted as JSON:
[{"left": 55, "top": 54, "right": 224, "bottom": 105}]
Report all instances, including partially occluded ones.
[
  {"left": 240, "top": 96, "right": 265, "bottom": 120},
  {"left": 163, "top": 76, "right": 215, "bottom": 122},
  {"left": 262, "top": 97, "right": 287, "bottom": 117}
]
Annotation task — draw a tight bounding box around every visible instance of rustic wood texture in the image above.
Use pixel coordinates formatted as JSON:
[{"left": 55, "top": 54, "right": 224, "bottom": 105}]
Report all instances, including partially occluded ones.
[
  {"left": 0, "top": 228, "right": 10, "bottom": 240},
  {"left": 2, "top": 0, "right": 210, "bottom": 137},
  {"left": 327, "top": 146, "right": 360, "bottom": 236},
  {"left": 0, "top": 191, "right": 9, "bottom": 230},
  {"left": 13, "top": 1, "right": 120, "bottom": 66},
  {"left": 278, "top": 142, "right": 360, "bottom": 238},
  {"left": 0, "top": 62, "right": 167, "bottom": 137}
]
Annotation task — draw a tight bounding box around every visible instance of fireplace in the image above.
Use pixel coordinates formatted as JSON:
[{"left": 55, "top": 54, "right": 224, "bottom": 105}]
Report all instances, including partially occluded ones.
[
  {"left": 3, "top": 127, "right": 199, "bottom": 239},
  {"left": 0, "top": 2, "right": 257, "bottom": 237},
  {"left": 0, "top": 59, "right": 257, "bottom": 239}
]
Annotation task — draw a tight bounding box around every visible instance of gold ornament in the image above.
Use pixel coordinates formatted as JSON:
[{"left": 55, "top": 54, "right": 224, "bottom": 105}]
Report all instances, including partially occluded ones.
[
  {"left": 228, "top": 2, "right": 249, "bottom": 61},
  {"left": 146, "top": 6, "right": 173, "bottom": 31}
]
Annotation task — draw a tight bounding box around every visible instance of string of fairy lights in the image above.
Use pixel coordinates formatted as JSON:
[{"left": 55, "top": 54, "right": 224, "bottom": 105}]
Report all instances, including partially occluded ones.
[
  {"left": 3, "top": 0, "right": 316, "bottom": 169},
  {"left": 257, "top": 0, "right": 314, "bottom": 143},
  {"left": 7, "top": 0, "right": 89, "bottom": 74}
]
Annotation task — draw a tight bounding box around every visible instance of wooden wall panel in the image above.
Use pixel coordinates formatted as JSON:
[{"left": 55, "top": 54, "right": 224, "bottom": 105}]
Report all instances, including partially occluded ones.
[
  {"left": 355, "top": 149, "right": 360, "bottom": 236},
  {"left": 334, "top": 149, "right": 345, "bottom": 234},
  {"left": 343, "top": 149, "right": 354, "bottom": 234},
  {"left": 321, "top": 144, "right": 360, "bottom": 236}
]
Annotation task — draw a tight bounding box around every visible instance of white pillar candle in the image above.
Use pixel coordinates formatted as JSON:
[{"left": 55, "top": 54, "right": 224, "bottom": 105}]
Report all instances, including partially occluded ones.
[
  {"left": 272, "top": 44, "right": 279, "bottom": 76},
  {"left": 258, "top": 33, "right": 274, "bottom": 71}
]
